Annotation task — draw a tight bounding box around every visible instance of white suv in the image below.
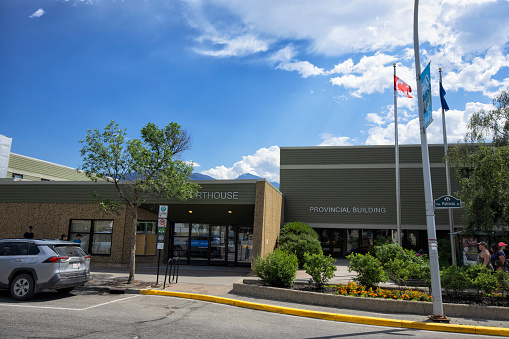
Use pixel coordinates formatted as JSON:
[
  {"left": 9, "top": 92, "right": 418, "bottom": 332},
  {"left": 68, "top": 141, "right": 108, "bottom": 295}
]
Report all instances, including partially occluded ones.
[{"left": 0, "top": 239, "right": 91, "bottom": 300}]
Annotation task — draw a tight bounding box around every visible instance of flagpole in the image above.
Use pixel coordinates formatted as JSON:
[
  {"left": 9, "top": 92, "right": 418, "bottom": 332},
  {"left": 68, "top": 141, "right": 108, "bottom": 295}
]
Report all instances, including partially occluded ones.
[
  {"left": 394, "top": 63, "right": 402, "bottom": 246},
  {"left": 439, "top": 68, "right": 457, "bottom": 266},
  {"left": 414, "top": 0, "right": 446, "bottom": 320}
]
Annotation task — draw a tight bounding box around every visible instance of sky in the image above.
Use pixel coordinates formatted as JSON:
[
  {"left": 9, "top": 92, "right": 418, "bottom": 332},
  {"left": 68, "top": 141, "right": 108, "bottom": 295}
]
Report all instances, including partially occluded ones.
[{"left": 1, "top": 0, "right": 508, "bottom": 184}]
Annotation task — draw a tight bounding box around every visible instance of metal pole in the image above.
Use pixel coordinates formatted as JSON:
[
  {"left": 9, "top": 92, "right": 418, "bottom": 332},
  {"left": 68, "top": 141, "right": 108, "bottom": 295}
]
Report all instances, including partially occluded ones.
[
  {"left": 439, "top": 68, "right": 457, "bottom": 266},
  {"left": 413, "top": 0, "right": 445, "bottom": 319},
  {"left": 394, "top": 63, "right": 402, "bottom": 246},
  {"left": 156, "top": 249, "right": 161, "bottom": 285}
]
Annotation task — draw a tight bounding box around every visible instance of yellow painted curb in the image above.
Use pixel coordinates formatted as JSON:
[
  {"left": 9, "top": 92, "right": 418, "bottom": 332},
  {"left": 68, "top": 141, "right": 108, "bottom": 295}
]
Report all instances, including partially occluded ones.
[{"left": 139, "top": 289, "right": 509, "bottom": 336}]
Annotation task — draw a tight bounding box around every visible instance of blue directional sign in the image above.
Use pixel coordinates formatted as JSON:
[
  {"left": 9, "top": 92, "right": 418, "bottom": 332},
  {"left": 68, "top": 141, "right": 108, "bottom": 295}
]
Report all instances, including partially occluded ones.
[{"left": 434, "top": 195, "right": 461, "bottom": 209}]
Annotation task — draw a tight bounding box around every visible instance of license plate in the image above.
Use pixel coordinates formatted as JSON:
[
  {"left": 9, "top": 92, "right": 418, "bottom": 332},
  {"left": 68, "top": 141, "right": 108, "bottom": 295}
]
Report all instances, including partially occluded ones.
[{"left": 73, "top": 263, "right": 80, "bottom": 269}]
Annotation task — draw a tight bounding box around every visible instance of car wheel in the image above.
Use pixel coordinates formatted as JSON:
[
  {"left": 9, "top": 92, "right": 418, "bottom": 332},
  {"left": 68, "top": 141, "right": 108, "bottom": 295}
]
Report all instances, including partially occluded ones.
[
  {"left": 57, "top": 287, "right": 75, "bottom": 294},
  {"left": 10, "top": 274, "right": 35, "bottom": 301}
]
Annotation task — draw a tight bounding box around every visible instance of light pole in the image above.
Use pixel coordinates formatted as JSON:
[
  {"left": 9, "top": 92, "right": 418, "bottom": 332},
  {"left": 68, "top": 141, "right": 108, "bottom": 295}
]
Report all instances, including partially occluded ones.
[{"left": 413, "top": 0, "right": 448, "bottom": 321}]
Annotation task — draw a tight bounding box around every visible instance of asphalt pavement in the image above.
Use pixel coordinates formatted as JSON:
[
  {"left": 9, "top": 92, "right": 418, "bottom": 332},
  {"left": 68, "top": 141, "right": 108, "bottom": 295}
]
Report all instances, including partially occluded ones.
[{"left": 84, "top": 260, "right": 509, "bottom": 336}]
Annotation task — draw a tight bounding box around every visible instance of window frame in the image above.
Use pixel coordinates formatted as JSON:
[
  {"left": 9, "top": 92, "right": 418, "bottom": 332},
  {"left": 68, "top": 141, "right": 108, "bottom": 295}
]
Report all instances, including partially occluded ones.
[{"left": 69, "top": 219, "right": 113, "bottom": 256}]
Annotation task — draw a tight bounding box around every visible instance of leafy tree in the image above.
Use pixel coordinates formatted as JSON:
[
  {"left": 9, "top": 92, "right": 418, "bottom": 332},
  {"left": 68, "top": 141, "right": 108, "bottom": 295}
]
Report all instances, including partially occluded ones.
[
  {"left": 447, "top": 89, "right": 509, "bottom": 233},
  {"left": 79, "top": 121, "right": 199, "bottom": 283}
]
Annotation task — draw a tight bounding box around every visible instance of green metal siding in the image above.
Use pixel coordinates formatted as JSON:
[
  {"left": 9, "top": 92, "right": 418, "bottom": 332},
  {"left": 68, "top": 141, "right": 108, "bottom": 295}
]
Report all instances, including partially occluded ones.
[
  {"left": 0, "top": 180, "right": 258, "bottom": 205},
  {"left": 280, "top": 145, "right": 463, "bottom": 229},
  {"left": 7, "top": 153, "right": 92, "bottom": 181}
]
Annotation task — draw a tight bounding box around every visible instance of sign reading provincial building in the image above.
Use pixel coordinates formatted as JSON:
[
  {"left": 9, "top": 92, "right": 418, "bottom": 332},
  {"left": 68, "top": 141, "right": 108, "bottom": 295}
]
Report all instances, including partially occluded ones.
[{"left": 309, "top": 206, "right": 387, "bottom": 214}]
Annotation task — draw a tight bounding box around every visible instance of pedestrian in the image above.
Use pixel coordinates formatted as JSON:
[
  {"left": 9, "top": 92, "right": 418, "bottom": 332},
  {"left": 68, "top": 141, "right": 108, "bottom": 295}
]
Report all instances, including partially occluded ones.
[
  {"left": 73, "top": 234, "right": 82, "bottom": 244},
  {"left": 23, "top": 226, "right": 34, "bottom": 239},
  {"left": 497, "top": 241, "right": 507, "bottom": 271},
  {"left": 490, "top": 243, "right": 502, "bottom": 269},
  {"left": 60, "top": 234, "right": 68, "bottom": 241},
  {"left": 477, "top": 241, "right": 493, "bottom": 270}
]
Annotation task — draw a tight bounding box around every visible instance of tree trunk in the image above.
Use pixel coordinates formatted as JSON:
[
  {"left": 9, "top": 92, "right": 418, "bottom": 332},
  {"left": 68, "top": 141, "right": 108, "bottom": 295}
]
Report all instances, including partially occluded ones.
[{"left": 127, "top": 202, "right": 139, "bottom": 284}]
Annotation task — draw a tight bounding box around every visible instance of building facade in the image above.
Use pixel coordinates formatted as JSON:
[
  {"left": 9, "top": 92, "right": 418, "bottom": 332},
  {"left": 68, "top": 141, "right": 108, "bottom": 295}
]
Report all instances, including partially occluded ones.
[
  {"left": 280, "top": 144, "right": 464, "bottom": 257},
  {"left": 0, "top": 180, "right": 282, "bottom": 267}
]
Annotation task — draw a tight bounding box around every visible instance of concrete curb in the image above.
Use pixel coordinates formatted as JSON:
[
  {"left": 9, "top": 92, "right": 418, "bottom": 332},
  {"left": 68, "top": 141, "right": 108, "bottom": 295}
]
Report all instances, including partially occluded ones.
[
  {"left": 139, "top": 289, "right": 509, "bottom": 337},
  {"left": 232, "top": 282, "right": 509, "bottom": 321}
]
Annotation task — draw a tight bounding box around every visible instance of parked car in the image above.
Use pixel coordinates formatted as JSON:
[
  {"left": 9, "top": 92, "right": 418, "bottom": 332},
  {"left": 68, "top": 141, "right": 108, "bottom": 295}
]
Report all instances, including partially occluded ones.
[{"left": 0, "top": 239, "right": 91, "bottom": 300}]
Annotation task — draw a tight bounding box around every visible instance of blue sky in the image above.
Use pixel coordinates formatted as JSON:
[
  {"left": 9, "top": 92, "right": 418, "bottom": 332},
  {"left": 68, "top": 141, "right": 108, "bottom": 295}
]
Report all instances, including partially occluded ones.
[{"left": 1, "top": 0, "right": 508, "bottom": 183}]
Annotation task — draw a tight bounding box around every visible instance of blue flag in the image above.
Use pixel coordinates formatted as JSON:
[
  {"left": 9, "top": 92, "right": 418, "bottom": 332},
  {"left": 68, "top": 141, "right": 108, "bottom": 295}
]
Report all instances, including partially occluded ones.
[{"left": 440, "top": 81, "right": 450, "bottom": 111}]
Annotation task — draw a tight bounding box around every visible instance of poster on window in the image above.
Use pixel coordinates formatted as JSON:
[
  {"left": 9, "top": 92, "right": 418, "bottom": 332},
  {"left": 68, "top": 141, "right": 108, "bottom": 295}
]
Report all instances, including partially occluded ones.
[{"left": 462, "top": 237, "right": 477, "bottom": 265}]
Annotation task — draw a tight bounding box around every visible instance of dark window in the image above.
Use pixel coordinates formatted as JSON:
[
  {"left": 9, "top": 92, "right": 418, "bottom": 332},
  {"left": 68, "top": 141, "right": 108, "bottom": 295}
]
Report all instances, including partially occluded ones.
[
  {"left": 0, "top": 242, "right": 29, "bottom": 256},
  {"left": 41, "top": 178, "right": 50, "bottom": 181},
  {"left": 69, "top": 220, "right": 113, "bottom": 255},
  {"left": 12, "top": 173, "right": 23, "bottom": 180}
]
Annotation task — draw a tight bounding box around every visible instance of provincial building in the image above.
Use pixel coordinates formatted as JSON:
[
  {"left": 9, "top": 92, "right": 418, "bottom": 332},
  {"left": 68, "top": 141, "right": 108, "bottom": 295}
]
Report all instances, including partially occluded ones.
[{"left": 0, "top": 141, "right": 481, "bottom": 267}]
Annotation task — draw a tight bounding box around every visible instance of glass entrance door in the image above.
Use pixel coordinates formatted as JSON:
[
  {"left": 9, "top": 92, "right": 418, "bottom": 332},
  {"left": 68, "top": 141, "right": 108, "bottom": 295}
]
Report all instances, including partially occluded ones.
[
  {"left": 318, "top": 228, "right": 343, "bottom": 258},
  {"left": 209, "top": 225, "right": 227, "bottom": 265},
  {"left": 190, "top": 223, "right": 209, "bottom": 265},
  {"left": 237, "top": 226, "right": 253, "bottom": 265}
]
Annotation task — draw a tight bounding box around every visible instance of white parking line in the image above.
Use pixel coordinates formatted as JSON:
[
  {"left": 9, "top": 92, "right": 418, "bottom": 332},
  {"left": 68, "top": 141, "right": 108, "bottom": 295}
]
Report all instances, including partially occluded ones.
[{"left": 0, "top": 295, "right": 140, "bottom": 311}]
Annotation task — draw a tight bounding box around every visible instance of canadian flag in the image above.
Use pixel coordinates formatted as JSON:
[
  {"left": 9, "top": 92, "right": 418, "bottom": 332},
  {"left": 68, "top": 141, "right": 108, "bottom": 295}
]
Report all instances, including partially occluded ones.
[{"left": 394, "top": 75, "right": 412, "bottom": 98}]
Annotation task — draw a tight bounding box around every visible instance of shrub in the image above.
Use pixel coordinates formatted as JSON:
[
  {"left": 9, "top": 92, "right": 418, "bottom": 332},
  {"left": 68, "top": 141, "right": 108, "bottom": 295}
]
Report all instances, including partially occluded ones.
[
  {"left": 278, "top": 222, "right": 322, "bottom": 268},
  {"left": 493, "top": 270, "right": 509, "bottom": 295},
  {"left": 346, "top": 253, "right": 388, "bottom": 288},
  {"left": 280, "top": 221, "right": 318, "bottom": 237},
  {"left": 440, "top": 265, "right": 470, "bottom": 294},
  {"left": 472, "top": 271, "right": 499, "bottom": 294},
  {"left": 252, "top": 249, "right": 298, "bottom": 287},
  {"left": 303, "top": 253, "right": 337, "bottom": 288},
  {"left": 438, "top": 238, "right": 452, "bottom": 268},
  {"left": 373, "top": 242, "right": 403, "bottom": 267}
]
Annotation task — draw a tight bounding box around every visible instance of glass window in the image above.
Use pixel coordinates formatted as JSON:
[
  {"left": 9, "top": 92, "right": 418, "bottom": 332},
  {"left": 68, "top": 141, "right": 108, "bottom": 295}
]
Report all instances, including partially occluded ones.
[
  {"left": 136, "top": 221, "right": 158, "bottom": 256},
  {"left": 174, "top": 223, "right": 189, "bottom": 236},
  {"left": 70, "top": 220, "right": 113, "bottom": 256}
]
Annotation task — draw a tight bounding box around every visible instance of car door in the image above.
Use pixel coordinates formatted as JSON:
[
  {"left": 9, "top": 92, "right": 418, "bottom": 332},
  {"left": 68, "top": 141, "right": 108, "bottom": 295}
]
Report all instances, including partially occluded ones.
[{"left": 0, "top": 242, "right": 30, "bottom": 287}]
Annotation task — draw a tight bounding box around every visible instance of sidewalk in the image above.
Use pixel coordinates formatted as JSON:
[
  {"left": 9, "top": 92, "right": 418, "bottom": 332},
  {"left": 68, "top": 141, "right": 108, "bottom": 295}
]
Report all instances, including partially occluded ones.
[{"left": 84, "top": 261, "right": 509, "bottom": 332}]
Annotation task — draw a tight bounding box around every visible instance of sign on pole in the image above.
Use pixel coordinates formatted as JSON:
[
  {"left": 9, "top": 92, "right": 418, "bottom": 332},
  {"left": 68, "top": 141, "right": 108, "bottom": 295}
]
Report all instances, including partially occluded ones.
[
  {"left": 158, "top": 205, "right": 168, "bottom": 219},
  {"left": 421, "top": 62, "right": 433, "bottom": 128},
  {"left": 434, "top": 195, "right": 462, "bottom": 209}
]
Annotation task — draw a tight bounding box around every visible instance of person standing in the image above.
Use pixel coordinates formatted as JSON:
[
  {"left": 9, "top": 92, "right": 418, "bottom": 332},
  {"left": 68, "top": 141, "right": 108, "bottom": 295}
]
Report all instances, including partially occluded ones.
[
  {"left": 490, "top": 243, "right": 502, "bottom": 269},
  {"left": 498, "top": 241, "right": 507, "bottom": 271},
  {"left": 23, "top": 226, "right": 34, "bottom": 239},
  {"left": 60, "top": 234, "right": 68, "bottom": 241},
  {"left": 477, "top": 241, "right": 492, "bottom": 270},
  {"left": 73, "top": 234, "right": 82, "bottom": 244}
]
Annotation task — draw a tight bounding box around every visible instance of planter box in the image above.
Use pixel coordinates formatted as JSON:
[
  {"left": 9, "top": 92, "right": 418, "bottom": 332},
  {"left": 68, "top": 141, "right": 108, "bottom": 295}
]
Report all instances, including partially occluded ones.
[{"left": 232, "top": 280, "right": 509, "bottom": 321}]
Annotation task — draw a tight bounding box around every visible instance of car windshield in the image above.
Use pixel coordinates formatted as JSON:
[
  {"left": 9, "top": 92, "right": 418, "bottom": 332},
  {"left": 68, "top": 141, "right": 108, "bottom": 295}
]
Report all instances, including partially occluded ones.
[{"left": 51, "top": 245, "right": 87, "bottom": 257}]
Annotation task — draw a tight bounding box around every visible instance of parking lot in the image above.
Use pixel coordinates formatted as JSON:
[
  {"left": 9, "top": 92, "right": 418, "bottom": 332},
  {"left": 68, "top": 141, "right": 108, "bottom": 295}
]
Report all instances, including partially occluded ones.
[{"left": 0, "top": 289, "right": 493, "bottom": 339}]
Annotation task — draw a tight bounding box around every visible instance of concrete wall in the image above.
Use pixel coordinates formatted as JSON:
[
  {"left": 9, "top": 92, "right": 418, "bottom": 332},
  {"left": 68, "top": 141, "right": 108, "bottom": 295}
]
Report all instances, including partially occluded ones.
[{"left": 253, "top": 181, "right": 283, "bottom": 259}]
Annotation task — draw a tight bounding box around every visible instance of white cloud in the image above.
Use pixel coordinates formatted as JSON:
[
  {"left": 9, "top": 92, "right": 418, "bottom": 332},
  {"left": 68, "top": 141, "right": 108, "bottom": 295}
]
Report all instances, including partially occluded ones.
[
  {"left": 180, "top": 0, "right": 509, "bottom": 98},
  {"left": 29, "top": 9, "right": 45, "bottom": 19},
  {"left": 195, "top": 34, "right": 269, "bottom": 57},
  {"left": 318, "top": 133, "right": 354, "bottom": 146},
  {"left": 276, "top": 60, "right": 324, "bottom": 78},
  {"left": 329, "top": 52, "right": 415, "bottom": 98},
  {"left": 365, "top": 101, "right": 494, "bottom": 145},
  {"left": 201, "top": 145, "right": 280, "bottom": 182}
]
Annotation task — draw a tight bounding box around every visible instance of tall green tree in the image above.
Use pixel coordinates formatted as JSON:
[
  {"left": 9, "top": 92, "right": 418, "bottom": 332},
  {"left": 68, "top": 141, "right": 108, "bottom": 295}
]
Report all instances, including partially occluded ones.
[
  {"left": 447, "top": 89, "right": 509, "bottom": 233},
  {"left": 79, "top": 121, "right": 199, "bottom": 283}
]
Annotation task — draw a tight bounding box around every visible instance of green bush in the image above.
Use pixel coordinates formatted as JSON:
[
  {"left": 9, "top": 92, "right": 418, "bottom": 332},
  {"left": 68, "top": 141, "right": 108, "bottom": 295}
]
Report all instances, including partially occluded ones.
[
  {"left": 494, "top": 270, "right": 509, "bottom": 295},
  {"left": 438, "top": 238, "right": 452, "bottom": 268},
  {"left": 373, "top": 242, "right": 403, "bottom": 267},
  {"left": 278, "top": 222, "right": 322, "bottom": 268},
  {"left": 472, "top": 271, "right": 499, "bottom": 294},
  {"left": 252, "top": 249, "right": 299, "bottom": 287},
  {"left": 440, "top": 265, "right": 470, "bottom": 294},
  {"left": 303, "top": 253, "right": 337, "bottom": 288},
  {"left": 346, "top": 253, "right": 388, "bottom": 288},
  {"left": 280, "top": 221, "right": 318, "bottom": 237}
]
